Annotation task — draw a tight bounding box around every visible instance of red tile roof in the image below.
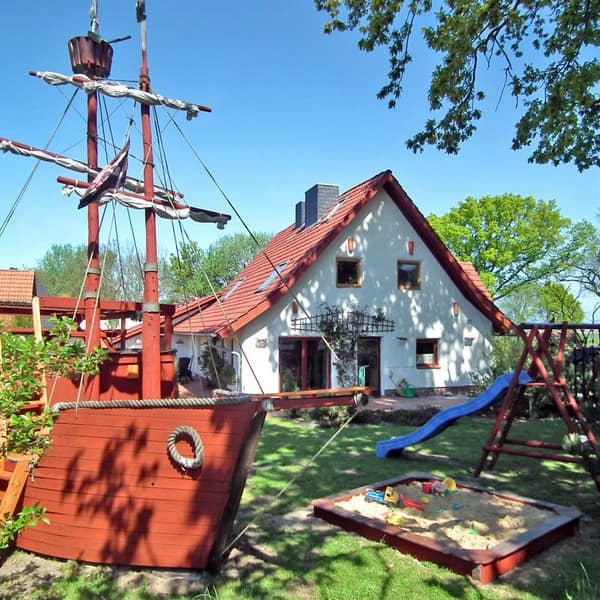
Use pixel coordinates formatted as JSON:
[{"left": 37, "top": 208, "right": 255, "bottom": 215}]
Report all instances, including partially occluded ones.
[
  {"left": 459, "top": 262, "right": 493, "bottom": 302},
  {"left": 174, "top": 171, "right": 513, "bottom": 336},
  {"left": 0, "top": 269, "right": 37, "bottom": 304}
]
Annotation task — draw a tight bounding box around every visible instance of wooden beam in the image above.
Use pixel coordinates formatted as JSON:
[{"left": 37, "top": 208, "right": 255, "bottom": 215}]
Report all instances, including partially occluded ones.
[{"left": 0, "top": 458, "right": 30, "bottom": 518}]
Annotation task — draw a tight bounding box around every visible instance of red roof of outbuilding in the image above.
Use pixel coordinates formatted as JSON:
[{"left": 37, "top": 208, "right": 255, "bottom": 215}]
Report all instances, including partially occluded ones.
[
  {"left": 174, "top": 171, "right": 513, "bottom": 336},
  {"left": 0, "top": 269, "right": 37, "bottom": 304}
]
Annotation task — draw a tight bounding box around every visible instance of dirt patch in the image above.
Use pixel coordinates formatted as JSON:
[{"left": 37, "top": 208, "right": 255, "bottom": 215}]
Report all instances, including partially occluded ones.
[
  {"left": 334, "top": 479, "right": 553, "bottom": 550},
  {"left": 0, "top": 551, "right": 210, "bottom": 599}
]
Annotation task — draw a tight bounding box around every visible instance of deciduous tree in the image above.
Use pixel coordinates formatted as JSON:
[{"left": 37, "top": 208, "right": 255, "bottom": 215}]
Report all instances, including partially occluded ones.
[
  {"left": 315, "top": 0, "right": 600, "bottom": 170},
  {"left": 498, "top": 282, "right": 584, "bottom": 324},
  {"left": 428, "top": 194, "right": 594, "bottom": 301},
  {"left": 35, "top": 241, "right": 169, "bottom": 302},
  {"left": 164, "top": 232, "right": 272, "bottom": 301}
]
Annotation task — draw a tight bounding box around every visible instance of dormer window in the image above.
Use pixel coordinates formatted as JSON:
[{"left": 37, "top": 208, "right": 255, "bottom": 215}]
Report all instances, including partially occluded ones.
[
  {"left": 397, "top": 260, "right": 420, "bottom": 290},
  {"left": 337, "top": 258, "right": 361, "bottom": 287}
]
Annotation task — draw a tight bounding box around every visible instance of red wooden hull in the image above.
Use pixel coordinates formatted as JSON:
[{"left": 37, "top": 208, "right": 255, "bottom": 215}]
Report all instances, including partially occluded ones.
[{"left": 17, "top": 401, "right": 265, "bottom": 571}]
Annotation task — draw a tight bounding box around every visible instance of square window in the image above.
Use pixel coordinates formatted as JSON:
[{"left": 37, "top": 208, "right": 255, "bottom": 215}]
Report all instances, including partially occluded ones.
[
  {"left": 416, "top": 338, "right": 439, "bottom": 368},
  {"left": 397, "top": 261, "right": 420, "bottom": 290},
  {"left": 337, "top": 258, "right": 361, "bottom": 287}
]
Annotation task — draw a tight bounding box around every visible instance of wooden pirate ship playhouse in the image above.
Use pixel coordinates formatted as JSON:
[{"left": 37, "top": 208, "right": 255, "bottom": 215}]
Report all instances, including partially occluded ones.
[{"left": 0, "top": 3, "right": 367, "bottom": 571}]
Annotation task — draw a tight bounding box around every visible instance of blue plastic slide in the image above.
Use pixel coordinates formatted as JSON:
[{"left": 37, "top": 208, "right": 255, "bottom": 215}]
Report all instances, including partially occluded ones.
[{"left": 376, "top": 372, "right": 532, "bottom": 458}]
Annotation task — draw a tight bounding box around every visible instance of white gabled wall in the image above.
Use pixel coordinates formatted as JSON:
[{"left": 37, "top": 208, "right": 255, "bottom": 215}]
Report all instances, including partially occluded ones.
[{"left": 236, "top": 189, "right": 493, "bottom": 395}]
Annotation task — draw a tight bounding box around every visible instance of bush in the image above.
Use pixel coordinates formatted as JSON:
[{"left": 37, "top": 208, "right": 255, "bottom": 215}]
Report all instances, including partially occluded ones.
[{"left": 197, "top": 341, "right": 236, "bottom": 389}]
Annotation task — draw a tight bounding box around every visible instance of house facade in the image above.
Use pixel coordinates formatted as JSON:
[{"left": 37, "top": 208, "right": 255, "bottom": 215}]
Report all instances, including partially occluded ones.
[{"left": 170, "top": 171, "right": 513, "bottom": 396}]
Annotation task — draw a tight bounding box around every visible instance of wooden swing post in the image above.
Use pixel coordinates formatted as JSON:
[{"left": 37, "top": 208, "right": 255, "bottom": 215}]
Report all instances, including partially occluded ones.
[{"left": 474, "top": 322, "right": 600, "bottom": 492}]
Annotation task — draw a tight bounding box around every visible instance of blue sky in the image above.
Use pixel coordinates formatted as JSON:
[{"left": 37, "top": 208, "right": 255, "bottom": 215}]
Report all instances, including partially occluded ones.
[{"left": 0, "top": 1, "right": 598, "bottom": 280}]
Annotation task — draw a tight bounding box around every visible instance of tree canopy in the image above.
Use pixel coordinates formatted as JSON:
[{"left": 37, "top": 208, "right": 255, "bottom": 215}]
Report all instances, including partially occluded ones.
[
  {"left": 36, "top": 241, "right": 169, "bottom": 302},
  {"left": 498, "top": 281, "right": 584, "bottom": 324},
  {"left": 315, "top": 0, "right": 600, "bottom": 170},
  {"left": 164, "top": 232, "right": 272, "bottom": 301},
  {"left": 427, "top": 194, "right": 596, "bottom": 301}
]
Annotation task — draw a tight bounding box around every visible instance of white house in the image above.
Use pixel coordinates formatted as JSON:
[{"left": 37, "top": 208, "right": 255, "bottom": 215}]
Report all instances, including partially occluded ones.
[{"left": 169, "top": 170, "right": 513, "bottom": 395}]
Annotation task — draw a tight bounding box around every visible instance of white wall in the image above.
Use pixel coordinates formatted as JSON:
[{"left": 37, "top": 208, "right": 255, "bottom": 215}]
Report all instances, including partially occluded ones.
[{"left": 235, "top": 189, "right": 493, "bottom": 394}]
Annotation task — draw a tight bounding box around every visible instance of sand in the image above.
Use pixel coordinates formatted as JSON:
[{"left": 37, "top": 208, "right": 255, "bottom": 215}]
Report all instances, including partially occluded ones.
[{"left": 334, "top": 480, "right": 553, "bottom": 550}]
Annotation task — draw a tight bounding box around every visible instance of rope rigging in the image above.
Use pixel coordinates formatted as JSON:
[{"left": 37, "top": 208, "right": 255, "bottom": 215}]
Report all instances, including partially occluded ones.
[
  {"left": 0, "top": 63, "right": 371, "bottom": 540},
  {"left": 0, "top": 88, "right": 80, "bottom": 241},
  {"left": 223, "top": 405, "right": 365, "bottom": 555}
]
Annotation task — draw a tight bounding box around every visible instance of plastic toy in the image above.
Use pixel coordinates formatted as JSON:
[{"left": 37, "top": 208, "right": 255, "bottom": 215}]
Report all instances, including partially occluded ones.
[
  {"left": 443, "top": 477, "right": 457, "bottom": 492},
  {"left": 386, "top": 510, "right": 404, "bottom": 526},
  {"left": 401, "top": 495, "right": 424, "bottom": 512},
  {"left": 384, "top": 486, "right": 399, "bottom": 505},
  {"left": 364, "top": 486, "right": 424, "bottom": 511},
  {"left": 365, "top": 489, "right": 387, "bottom": 504}
]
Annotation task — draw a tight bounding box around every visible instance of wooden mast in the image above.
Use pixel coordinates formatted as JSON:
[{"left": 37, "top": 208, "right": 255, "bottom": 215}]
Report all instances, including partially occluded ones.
[
  {"left": 67, "top": 2, "right": 114, "bottom": 401},
  {"left": 137, "top": 2, "right": 162, "bottom": 399},
  {"left": 84, "top": 71, "right": 101, "bottom": 401}
]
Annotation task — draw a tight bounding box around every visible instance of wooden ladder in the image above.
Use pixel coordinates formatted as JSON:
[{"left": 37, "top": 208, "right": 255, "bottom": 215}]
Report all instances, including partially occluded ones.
[
  {"left": 0, "top": 296, "right": 48, "bottom": 521},
  {"left": 0, "top": 399, "right": 45, "bottom": 521},
  {"left": 0, "top": 456, "right": 31, "bottom": 519}
]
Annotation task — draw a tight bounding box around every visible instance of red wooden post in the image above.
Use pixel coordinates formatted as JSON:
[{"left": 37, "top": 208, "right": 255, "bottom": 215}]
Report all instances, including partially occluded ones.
[
  {"left": 138, "top": 12, "right": 162, "bottom": 400},
  {"left": 84, "top": 90, "right": 101, "bottom": 401}
]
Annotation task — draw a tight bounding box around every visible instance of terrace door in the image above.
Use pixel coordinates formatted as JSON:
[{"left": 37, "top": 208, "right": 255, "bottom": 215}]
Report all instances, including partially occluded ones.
[
  {"left": 357, "top": 337, "right": 380, "bottom": 395},
  {"left": 279, "top": 337, "right": 330, "bottom": 392}
]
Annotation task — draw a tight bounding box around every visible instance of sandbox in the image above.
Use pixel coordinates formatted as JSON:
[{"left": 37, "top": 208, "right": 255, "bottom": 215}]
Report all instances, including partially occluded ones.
[{"left": 312, "top": 472, "right": 581, "bottom": 583}]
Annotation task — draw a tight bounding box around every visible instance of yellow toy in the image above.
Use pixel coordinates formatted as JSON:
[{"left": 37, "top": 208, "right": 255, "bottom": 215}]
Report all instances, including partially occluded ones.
[{"left": 384, "top": 486, "right": 399, "bottom": 505}]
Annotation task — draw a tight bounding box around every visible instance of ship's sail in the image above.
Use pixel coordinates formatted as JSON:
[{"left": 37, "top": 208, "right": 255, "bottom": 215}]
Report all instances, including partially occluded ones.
[
  {"left": 30, "top": 71, "right": 211, "bottom": 120},
  {"left": 0, "top": 137, "right": 231, "bottom": 227},
  {"left": 0, "top": 137, "right": 179, "bottom": 200}
]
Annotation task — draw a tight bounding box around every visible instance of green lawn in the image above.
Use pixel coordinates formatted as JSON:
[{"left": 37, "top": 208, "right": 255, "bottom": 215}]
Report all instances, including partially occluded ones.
[{"left": 4, "top": 413, "right": 600, "bottom": 599}]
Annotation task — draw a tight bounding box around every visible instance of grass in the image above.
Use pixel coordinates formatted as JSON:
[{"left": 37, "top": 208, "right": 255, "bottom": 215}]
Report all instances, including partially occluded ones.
[{"left": 2, "top": 413, "right": 599, "bottom": 599}]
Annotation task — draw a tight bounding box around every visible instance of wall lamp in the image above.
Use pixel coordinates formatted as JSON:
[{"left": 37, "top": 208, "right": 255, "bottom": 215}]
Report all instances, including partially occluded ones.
[
  {"left": 347, "top": 236, "right": 355, "bottom": 254},
  {"left": 452, "top": 301, "right": 460, "bottom": 318}
]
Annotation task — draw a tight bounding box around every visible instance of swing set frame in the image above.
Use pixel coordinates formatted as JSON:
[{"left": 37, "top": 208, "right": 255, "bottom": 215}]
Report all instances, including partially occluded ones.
[{"left": 474, "top": 322, "right": 600, "bottom": 492}]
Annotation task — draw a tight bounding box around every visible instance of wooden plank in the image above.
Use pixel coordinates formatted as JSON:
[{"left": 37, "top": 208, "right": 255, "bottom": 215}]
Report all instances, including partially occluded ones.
[
  {"left": 18, "top": 525, "right": 213, "bottom": 569},
  {"left": 49, "top": 422, "right": 251, "bottom": 445},
  {"left": 31, "top": 296, "right": 48, "bottom": 408},
  {"left": 35, "top": 449, "right": 239, "bottom": 476},
  {"left": 22, "top": 478, "right": 233, "bottom": 505},
  {"left": 21, "top": 507, "right": 223, "bottom": 536},
  {"left": 0, "top": 459, "right": 29, "bottom": 517}
]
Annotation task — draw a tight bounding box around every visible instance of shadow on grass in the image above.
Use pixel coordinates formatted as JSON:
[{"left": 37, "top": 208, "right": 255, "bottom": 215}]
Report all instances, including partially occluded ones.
[{"left": 211, "top": 414, "right": 599, "bottom": 599}]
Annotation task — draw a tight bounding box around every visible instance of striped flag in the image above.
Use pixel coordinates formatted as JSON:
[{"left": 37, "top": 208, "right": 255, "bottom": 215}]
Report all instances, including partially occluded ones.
[{"left": 78, "top": 140, "right": 130, "bottom": 209}]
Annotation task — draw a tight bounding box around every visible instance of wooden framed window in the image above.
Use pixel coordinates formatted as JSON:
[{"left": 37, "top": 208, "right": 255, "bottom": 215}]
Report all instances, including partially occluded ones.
[
  {"left": 336, "top": 258, "right": 362, "bottom": 287},
  {"left": 279, "top": 337, "right": 330, "bottom": 391},
  {"left": 397, "top": 260, "right": 420, "bottom": 290},
  {"left": 416, "top": 338, "right": 439, "bottom": 369}
]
